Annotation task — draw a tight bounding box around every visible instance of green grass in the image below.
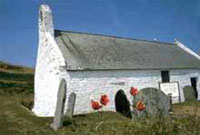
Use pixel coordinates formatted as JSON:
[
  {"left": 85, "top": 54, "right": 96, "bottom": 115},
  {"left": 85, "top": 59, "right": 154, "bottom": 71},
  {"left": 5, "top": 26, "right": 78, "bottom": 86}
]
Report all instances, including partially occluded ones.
[
  {"left": 0, "top": 95, "right": 56, "bottom": 135},
  {"left": 0, "top": 71, "right": 34, "bottom": 95},
  {"left": 0, "top": 80, "right": 34, "bottom": 94},
  {"left": 0, "top": 71, "right": 34, "bottom": 82},
  {"left": 0, "top": 94, "right": 199, "bottom": 135},
  {"left": 0, "top": 61, "right": 200, "bottom": 135}
]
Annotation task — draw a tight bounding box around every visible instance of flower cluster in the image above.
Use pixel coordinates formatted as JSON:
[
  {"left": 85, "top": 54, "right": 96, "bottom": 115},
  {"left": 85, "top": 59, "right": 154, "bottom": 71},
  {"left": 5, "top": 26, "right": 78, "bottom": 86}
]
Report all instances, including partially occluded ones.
[
  {"left": 100, "top": 95, "right": 109, "bottom": 106},
  {"left": 91, "top": 94, "right": 109, "bottom": 110},
  {"left": 91, "top": 100, "right": 103, "bottom": 110},
  {"left": 130, "top": 87, "right": 146, "bottom": 112},
  {"left": 136, "top": 101, "right": 145, "bottom": 111},
  {"left": 130, "top": 87, "right": 138, "bottom": 96}
]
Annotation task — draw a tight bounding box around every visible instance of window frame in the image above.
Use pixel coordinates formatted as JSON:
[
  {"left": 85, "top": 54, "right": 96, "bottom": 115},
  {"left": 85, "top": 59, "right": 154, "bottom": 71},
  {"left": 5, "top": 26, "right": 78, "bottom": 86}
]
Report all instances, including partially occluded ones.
[{"left": 161, "top": 71, "right": 170, "bottom": 83}]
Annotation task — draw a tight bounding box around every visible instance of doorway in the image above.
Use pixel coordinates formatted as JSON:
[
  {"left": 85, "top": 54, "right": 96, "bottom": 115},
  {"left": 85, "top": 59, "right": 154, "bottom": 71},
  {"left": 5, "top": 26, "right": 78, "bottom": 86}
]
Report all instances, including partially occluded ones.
[
  {"left": 190, "top": 77, "right": 198, "bottom": 99},
  {"left": 115, "top": 90, "right": 131, "bottom": 118}
]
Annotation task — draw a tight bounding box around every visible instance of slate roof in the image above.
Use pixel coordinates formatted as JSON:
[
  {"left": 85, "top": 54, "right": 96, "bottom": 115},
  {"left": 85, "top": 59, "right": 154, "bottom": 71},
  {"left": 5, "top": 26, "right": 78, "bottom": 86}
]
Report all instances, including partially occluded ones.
[{"left": 54, "top": 30, "right": 200, "bottom": 70}]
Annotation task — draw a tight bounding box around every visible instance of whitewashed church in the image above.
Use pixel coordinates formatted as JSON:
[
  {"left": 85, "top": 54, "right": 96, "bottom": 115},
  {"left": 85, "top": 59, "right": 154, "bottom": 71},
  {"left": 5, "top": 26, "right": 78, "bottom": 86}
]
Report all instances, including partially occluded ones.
[{"left": 33, "top": 4, "right": 200, "bottom": 117}]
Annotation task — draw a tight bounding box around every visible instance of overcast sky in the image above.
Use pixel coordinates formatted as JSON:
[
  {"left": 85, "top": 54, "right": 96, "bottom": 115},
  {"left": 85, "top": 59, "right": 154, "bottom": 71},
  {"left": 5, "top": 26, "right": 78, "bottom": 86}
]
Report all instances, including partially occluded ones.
[{"left": 0, "top": 0, "right": 200, "bottom": 67}]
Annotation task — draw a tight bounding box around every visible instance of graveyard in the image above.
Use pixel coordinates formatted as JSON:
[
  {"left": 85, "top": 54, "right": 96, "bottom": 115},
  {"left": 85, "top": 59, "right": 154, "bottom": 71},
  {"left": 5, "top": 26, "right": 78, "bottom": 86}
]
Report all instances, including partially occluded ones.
[
  {"left": 0, "top": 61, "right": 200, "bottom": 135},
  {"left": 1, "top": 1, "right": 200, "bottom": 135}
]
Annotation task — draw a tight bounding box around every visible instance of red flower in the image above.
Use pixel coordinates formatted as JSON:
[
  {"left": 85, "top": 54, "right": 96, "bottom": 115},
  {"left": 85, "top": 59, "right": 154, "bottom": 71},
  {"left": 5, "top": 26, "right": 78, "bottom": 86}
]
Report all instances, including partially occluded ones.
[
  {"left": 91, "top": 100, "right": 103, "bottom": 110},
  {"left": 100, "top": 95, "right": 109, "bottom": 106},
  {"left": 136, "top": 101, "right": 145, "bottom": 111},
  {"left": 130, "top": 87, "right": 138, "bottom": 96}
]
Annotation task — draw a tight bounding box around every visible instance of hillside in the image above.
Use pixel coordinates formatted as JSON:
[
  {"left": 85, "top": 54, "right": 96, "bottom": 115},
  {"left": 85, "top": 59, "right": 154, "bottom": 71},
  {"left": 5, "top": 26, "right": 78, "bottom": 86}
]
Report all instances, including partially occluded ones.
[
  {"left": 0, "top": 61, "right": 34, "bottom": 74},
  {"left": 0, "top": 61, "right": 34, "bottom": 95}
]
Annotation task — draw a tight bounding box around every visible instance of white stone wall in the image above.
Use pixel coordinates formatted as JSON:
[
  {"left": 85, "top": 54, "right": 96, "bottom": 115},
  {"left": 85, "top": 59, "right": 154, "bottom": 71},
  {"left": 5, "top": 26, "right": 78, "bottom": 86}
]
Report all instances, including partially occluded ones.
[
  {"left": 34, "top": 65, "right": 200, "bottom": 117},
  {"left": 64, "top": 70, "right": 161, "bottom": 115},
  {"left": 33, "top": 32, "right": 66, "bottom": 116},
  {"left": 33, "top": 5, "right": 66, "bottom": 117},
  {"left": 62, "top": 69, "right": 200, "bottom": 115}
]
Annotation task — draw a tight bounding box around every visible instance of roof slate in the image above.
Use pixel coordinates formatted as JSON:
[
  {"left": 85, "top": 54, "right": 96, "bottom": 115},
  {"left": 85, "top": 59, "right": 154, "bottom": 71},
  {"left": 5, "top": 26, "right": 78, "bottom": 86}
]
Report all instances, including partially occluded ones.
[{"left": 54, "top": 30, "right": 200, "bottom": 70}]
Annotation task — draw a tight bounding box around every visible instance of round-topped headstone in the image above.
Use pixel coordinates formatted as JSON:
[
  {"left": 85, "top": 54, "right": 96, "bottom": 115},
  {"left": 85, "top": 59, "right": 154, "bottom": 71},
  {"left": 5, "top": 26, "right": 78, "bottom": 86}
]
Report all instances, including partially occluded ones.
[
  {"left": 183, "top": 86, "right": 196, "bottom": 101},
  {"left": 134, "top": 88, "right": 171, "bottom": 117}
]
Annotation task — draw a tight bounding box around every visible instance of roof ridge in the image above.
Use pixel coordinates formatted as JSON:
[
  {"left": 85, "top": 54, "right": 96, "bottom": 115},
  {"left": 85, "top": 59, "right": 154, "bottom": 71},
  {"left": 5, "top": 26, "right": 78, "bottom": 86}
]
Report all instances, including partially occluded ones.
[{"left": 54, "top": 29, "right": 176, "bottom": 46}]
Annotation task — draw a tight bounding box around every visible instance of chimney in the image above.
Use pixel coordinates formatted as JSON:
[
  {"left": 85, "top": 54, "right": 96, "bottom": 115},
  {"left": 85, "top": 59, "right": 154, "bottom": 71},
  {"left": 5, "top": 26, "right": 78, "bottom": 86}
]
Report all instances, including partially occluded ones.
[{"left": 38, "top": 4, "right": 54, "bottom": 37}]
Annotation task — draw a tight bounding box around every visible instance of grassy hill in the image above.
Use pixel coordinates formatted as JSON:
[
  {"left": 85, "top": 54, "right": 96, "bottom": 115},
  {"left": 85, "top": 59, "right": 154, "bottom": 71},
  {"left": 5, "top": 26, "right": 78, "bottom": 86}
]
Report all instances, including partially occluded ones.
[
  {"left": 0, "top": 61, "right": 34, "bottom": 74},
  {"left": 0, "top": 61, "right": 199, "bottom": 135},
  {"left": 0, "top": 61, "right": 34, "bottom": 95}
]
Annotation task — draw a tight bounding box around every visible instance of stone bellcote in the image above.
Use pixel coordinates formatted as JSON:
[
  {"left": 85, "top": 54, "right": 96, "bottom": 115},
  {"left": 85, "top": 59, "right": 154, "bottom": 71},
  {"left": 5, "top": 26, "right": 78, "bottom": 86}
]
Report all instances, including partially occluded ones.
[{"left": 39, "top": 4, "right": 54, "bottom": 36}]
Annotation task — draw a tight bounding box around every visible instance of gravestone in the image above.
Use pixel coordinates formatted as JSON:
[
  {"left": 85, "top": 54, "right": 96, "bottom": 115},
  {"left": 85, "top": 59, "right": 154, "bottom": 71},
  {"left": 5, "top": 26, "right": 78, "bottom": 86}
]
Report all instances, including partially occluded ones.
[
  {"left": 50, "top": 79, "right": 66, "bottom": 131},
  {"left": 183, "top": 86, "right": 196, "bottom": 101},
  {"left": 65, "top": 92, "right": 76, "bottom": 119},
  {"left": 134, "top": 88, "right": 171, "bottom": 117}
]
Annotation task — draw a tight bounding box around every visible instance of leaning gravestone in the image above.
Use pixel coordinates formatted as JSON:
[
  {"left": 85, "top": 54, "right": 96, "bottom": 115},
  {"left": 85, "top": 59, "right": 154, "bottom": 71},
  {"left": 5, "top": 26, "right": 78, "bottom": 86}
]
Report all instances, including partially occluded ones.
[
  {"left": 50, "top": 79, "right": 66, "bottom": 131},
  {"left": 183, "top": 86, "right": 196, "bottom": 101},
  {"left": 65, "top": 92, "right": 76, "bottom": 119},
  {"left": 134, "top": 88, "right": 171, "bottom": 117}
]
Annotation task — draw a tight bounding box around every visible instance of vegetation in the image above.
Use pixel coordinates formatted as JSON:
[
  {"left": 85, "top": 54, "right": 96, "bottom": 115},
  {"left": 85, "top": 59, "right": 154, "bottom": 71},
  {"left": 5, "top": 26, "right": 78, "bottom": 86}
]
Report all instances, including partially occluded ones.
[
  {"left": 0, "top": 61, "right": 34, "bottom": 74},
  {"left": 0, "top": 61, "right": 199, "bottom": 135},
  {"left": 0, "top": 61, "right": 34, "bottom": 95}
]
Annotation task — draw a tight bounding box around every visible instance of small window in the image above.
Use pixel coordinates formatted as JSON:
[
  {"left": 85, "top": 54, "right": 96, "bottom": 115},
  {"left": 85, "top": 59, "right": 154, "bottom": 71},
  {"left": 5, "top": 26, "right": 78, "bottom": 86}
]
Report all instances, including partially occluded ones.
[{"left": 161, "top": 71, "right": 170, "bottom": 83}]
